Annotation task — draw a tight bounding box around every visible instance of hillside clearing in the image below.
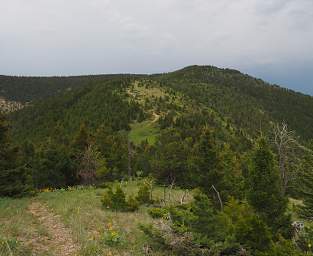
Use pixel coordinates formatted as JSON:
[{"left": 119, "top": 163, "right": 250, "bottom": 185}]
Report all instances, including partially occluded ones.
[
  {"left": 129, "top": 120, "right": 160, "bottom": 145},
  {"left": 0, "top": 182, "right": 192, "bottom": 256}
]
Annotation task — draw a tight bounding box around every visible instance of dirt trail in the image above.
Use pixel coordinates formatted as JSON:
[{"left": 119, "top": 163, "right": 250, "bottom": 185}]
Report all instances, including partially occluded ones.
[{"left": 27, "top": 201, "right": 79, "bottom": 256}]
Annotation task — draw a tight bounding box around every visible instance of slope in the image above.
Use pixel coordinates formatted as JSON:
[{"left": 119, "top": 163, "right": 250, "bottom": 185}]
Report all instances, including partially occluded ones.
[
  {"left": 5, "top": 65, "right": 313, "bottom": 143},
  {"left": 155, "top": 65, "right": 313, "bottom": 140}
]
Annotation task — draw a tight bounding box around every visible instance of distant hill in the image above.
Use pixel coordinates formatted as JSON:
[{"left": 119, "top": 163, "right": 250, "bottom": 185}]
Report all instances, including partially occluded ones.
[
  {"left": 2, "top": 65, "right": 313, "bottom": 143},
  {"left": 0, "top": 74, "right": 143, "bottom": 102}
]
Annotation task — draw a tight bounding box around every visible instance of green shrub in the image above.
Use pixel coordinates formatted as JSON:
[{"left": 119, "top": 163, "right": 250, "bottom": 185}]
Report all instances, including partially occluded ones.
[
  {"left": 101, "top": 186, "right": 127, "bottom": 211},
  {"left": 257, "top": 238, "right": 310, "bottom": 256},
  {"left": 104, "top": 229, "right": 122, "bottom": 247},
  {"left": 148, "top": 207, "right": 169, "bottom": 219},
  {"left": 136, "top": 179, "right": 153, "bottom": 204},
  {"left": 111, "top": 186, "right": 127, "bottom": 210},
  {"left": 101, "top": 187, "right": 114, "bottom": 209},
  {"left": 101, "top": 185, "right": 139, "bottom": 212},
  {"left": 297, "top": 226, "right": 313, "bottom": 254},
  {"left": 127, "top": 195, "right": 140, "bottom": 212}
]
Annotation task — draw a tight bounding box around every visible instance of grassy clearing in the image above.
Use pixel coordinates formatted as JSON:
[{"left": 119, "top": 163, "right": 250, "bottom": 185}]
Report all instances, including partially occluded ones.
[
  {"left": 0, "top": 197, "right": 50, "bottom": 255},
  {"left": 0, "top": 182, "right": 191, "bottom": 256},
  {"left": 127, "top": 81, "right": 166, "bottom": 105},
  {"left": 37, "top": 182, "right": 191, "bottom": 256},
  {"left": 129, "top": 120, "right": 160, "bottom": 145}
]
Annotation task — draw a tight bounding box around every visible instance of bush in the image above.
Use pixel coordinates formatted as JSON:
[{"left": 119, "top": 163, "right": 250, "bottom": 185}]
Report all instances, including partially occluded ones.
[
  {"left": 127, "top": 195, "right": 140, "bottom": 212},
  {"left": 101, "top": 187, "right": 114, "bottom": 209},
  {"left": 111, "top": 186, "right": 127, "bottom": 210},
  {"left": 235, "top": 214, "right": 272, "bottom": 253},
  {"left": 103, "top": 223, "right": 122, "bottom": 247},
  {"left": 139, "top": 222, "right": 211, "bottom": 256},
  {"left": 148, "top": 207, "right": 169, "bottom": 219},
  {"left": 101, "top": 185, "right": 139, "bottom": 212},
  {"left": 257, "top": 238, "right": 310, "bottom": 256},
  {"left": 297, "top": 226, "right": 313, "bottom": 254},
  {"left": 136, "top": 179, "right": 153, "bottom": 204}
]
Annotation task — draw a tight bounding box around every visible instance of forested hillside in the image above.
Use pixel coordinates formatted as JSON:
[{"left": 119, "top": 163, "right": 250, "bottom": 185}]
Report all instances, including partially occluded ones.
[
  {"left": 155, "top": 65, "right": 313, "bottom": 140},
  {"left": 0, "top": 74, "right": 143, "bottom": 102},
  {"left": 1, "top": 65, "right": 313, "bottom": 255},
  {"left": 3, "top": 65, "right": 313, "bottom": 140}
]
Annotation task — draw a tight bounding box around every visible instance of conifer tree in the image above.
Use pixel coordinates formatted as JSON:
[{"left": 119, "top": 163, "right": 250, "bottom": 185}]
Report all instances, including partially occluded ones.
[
  {"left": 247, "top": 137, "right": 291, "bottom": 237},
  {"left": 72, "top": 122, "right": 89, "bottom": 153},
  {"left": 0, "top": 112, "right": 10, "bottom": 170},
  {"left": 0, "top": 112, "right": 32, "bottom": 197},
  {"left": 299, "top": 142, "right": 313, "bottom": 219}
]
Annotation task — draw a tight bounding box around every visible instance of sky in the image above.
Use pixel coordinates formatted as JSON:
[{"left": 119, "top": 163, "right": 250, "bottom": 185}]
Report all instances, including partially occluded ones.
[{"left": 1, "top": 0, "right": 313, "bottom": 95}]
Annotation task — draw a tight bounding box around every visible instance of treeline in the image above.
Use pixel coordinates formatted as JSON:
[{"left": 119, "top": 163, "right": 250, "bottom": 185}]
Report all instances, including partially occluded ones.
[{"left": 0, "top": 74, "right": 143, "bottom": 102}]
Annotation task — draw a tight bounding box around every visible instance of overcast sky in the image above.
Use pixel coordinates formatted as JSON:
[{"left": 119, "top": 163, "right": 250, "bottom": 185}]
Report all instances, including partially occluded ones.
[{"left": 1, "top": 0, "right": 313, "bottom": 95}]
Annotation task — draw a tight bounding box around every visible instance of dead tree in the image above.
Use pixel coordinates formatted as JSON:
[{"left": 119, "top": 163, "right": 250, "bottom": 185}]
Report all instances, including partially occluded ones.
[
  {"left": 77, "top": 144, "right": 98, "bottom": 185},
  {"left": 272, "top": 122, "right": 299, "bottom": 195},
  {"left": 211, "top": 185, "right": 223, "bottom": 211},
  {"left": 180, "top": 190, "right": 189, "bottom": 205}
]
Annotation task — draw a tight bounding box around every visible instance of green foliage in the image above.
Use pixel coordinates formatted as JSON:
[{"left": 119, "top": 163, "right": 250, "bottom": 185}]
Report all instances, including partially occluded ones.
[
  {"left": 299, "top": 143, "right": 313, "bottom": 219},
  {"left": 10, "top": 79, "right": 145, "bottom": 144},
  {"left": 166, "top": 189, "right": 219, "bottom": 246},
  {"left": 2, "top": 66, "right": 313, "bottom": 253},
  {"left": 189, "top": 189, "right": 218, "bottom": 238},
  {"left": 148, "top": 207, "right": 169, "bottom": 219},
  {"left": 0, "top": 112, "right": 12, "bottom": 170},
  {"left": 72, "top": 122, "right": 90, "bottom": 152},
  {"left": 126, "top": 195, "right": 139, "bottom": 212},
  {"left": 32, "top": 142, "right": 77, "bottom": 189},
  {"left": 258, "top": 238, "right": 310, "bottom": 256},
  {"left": 101, "top": 185, "right": 139, "bottom": 212},
  {"left": 111, "top": 186, "right": 128, "bottom": 211},
  {"left": 136, "top": 178, "right": 154, "bottom": 204},
  {"left": 0, "top": 113, "right": 33, "bottom": 197},
  {"left": 0, "top": 237, "right": 32, "bottom": 256},
  {"left": 128, "top": 120, "right": 159, "bottom": 145},
  {"left": 103, "top": 228, "right": 122, "bottom": 247},
  {"left": 0, "top": 166, "right": 33, "bottom": 197},
  {"left": 235, "top": 214, "right": 272, "bottom": 252},
  {"left": 139, "top": 224, "right": 168, "bottom": 251},
  {"left": 94, "top": 125, "right": 129, "bottom": 181},
  {"left": 158, "top": 65, "right": 313, "bottom": 140},
  {"left": 101, "top": 187, "right": 114, "bottom": 209},
  {"left": 297, "top": 226, "right": 313, "bottom": 254},
  {"left": 247, "top": 138, "right": 291, "bottom": 237}
]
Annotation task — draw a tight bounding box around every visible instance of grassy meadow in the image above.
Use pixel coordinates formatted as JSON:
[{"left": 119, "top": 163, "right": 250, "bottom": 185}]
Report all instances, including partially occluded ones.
[
  {"left": 129, "top": 120, "right": 160, "bottom": 145},
  {"left": 0, "top": 181, "right": 192, "bottom": 256}
]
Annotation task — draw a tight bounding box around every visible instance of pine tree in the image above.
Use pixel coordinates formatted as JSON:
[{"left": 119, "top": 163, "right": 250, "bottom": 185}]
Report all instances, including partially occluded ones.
[
  {"left": 72, "top": 122, "right": 89, "bottom": 152},
  {"left": 247, "top": 137, "right": 291, "bottom": 237},
  {"left": 299, "top": 142, "right": 313, "bottom": 219},
  {"left": 0, "top": 112, "right": 32, "bottom": 197},
  {"left": 0, "top": 112, "right": 11, "bottom": 170},
  {"left": 193, "top": 128, "right": 229, "bottom": 206}
]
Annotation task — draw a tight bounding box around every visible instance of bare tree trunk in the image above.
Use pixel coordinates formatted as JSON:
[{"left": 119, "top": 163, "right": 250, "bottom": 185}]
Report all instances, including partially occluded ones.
[
  {"left": 211, "top": 185, "right": 223, "bottom": 211},
  {"left": 272, "top": 122, "right": 299, "bottom": 195},
  {"left": 180, "top": 190, "right": 188, "bottom": 205}
]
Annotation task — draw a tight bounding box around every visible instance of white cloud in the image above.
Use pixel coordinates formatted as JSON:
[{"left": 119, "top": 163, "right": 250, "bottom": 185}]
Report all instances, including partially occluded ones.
[{"left": 0, "top": 0, "right": 312, "bottom": 93}]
